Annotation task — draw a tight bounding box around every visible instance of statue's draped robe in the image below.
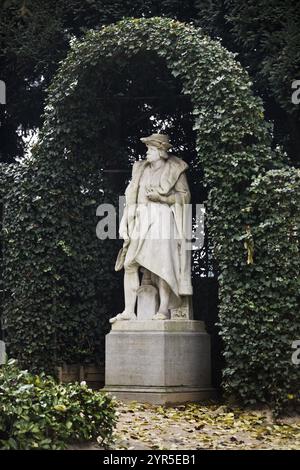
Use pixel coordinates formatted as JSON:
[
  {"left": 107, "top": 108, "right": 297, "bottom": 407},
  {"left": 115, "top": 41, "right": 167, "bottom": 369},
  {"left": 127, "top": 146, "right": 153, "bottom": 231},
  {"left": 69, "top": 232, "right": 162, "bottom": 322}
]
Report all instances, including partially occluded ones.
[{"left": 117, "top": 156, "right": 193, "bottom": 307}]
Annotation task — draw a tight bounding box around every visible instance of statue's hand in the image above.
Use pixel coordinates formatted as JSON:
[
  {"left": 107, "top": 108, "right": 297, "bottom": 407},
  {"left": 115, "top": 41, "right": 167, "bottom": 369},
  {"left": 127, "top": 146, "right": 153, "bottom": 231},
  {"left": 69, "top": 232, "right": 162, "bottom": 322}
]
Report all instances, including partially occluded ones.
[
  {"left": 146, "top": 187, "right": 161, "bottom": 202},
  {"left": 120, "top": 231, "right": 130, "bottom": 241}
]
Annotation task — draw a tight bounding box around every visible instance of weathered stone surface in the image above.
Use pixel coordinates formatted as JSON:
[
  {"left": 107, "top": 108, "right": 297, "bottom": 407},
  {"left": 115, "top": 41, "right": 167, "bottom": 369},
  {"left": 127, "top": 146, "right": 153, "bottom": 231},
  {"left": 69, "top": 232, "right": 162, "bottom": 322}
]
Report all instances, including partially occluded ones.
[
  {"left": 103, "top": 386, "right": 215, "bottom": 405},
  {"left": 110, "top": 319, "right": 205, "bottom": 332},
  {"left": 137, "top": 285, "right": 158, "bottom": 320},
  {"left": 104, "top": 320, "right": 214, "bottom": 404}
]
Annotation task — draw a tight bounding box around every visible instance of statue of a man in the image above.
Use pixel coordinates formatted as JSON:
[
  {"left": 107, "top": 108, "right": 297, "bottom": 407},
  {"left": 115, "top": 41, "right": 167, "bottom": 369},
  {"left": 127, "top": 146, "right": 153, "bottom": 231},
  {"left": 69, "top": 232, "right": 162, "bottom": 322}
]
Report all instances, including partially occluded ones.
[{"left": 110, "top": 133, "right": 193, "bottom": 323}]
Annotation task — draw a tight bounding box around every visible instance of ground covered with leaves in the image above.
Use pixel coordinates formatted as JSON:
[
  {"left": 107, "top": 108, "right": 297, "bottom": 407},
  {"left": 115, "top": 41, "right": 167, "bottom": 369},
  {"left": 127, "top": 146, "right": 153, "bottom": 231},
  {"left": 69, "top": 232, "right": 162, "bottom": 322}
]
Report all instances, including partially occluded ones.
[{"left": 108, "top": 401, "right": 299, "bottom": 450}]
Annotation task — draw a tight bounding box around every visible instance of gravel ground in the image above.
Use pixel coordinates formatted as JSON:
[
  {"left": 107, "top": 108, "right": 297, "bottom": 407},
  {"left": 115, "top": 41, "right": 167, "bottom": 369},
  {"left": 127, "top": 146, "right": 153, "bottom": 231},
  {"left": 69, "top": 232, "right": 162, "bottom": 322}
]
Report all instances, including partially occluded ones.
[
  {"left": 109, "top": 401, "right": 300, "bottom": 450},
  {"left": 69, "top": 400, "right": 300, "bottom": 451}
]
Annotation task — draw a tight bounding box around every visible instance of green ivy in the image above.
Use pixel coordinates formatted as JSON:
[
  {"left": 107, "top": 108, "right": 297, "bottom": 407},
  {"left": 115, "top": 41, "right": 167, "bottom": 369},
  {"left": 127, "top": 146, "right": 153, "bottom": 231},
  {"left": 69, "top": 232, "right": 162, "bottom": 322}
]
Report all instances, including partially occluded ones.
[
  {"left": 0, "top": 17, "right": 298, "bottom": 411},
  {"left": 220, "top": 168, "right": 300, "bottom": 413}
]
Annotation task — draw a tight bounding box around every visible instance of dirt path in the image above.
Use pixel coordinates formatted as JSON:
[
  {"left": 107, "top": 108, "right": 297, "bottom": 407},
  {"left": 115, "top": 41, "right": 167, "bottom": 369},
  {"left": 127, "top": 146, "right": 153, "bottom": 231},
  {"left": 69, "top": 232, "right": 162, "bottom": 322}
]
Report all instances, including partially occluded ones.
[{"left": 109, "top": 401, "right": 300, "bottom": 450}]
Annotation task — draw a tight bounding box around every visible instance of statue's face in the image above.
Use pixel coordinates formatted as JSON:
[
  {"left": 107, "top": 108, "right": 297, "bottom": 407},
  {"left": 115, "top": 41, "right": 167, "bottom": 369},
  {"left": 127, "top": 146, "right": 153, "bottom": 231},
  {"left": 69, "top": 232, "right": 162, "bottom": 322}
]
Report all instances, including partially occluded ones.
[{"left": 146, "top": 145, "right": 160, "bottom": 163}]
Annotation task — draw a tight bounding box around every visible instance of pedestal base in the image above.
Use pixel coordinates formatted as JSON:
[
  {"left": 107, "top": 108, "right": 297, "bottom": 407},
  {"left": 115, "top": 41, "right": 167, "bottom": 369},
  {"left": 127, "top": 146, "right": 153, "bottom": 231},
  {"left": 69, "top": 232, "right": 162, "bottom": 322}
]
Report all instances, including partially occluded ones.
[
  {"left": 104, "top": 320, "right": 215, "bottom": 404},
  {"left": 103, "top": 386, "right": 215, "bottom": 405}
]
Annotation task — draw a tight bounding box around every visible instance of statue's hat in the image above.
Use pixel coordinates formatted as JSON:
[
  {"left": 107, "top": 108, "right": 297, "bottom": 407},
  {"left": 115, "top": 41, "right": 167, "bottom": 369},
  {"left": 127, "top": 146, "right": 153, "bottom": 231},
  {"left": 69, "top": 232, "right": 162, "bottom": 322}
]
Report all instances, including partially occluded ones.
[{"left": 140, "top": 133, "right": 172, "bottom": 150}]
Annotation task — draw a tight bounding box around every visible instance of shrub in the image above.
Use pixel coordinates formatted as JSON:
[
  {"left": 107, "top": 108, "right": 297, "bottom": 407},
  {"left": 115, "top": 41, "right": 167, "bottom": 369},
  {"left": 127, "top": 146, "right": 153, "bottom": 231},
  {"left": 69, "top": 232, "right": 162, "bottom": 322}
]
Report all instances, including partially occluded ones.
[{"left": 0, "top": 359, "right": 117, "bottom": 450}]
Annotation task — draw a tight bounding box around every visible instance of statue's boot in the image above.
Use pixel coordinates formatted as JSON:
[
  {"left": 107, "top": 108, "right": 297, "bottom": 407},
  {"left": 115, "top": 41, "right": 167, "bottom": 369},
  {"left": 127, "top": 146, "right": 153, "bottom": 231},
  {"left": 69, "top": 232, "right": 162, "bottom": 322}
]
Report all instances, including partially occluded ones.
[
  {"left": 152, "top": 311, "right": 168, "bottom": 320},
  {"left": 109, "top": 311, "right": 136, "bottom": 324}
]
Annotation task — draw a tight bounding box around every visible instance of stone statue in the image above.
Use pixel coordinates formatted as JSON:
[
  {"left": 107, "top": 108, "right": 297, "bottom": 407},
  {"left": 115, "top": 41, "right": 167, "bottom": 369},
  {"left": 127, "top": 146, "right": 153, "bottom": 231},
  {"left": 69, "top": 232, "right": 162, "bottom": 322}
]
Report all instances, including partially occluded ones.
[{"left": 110, "top": 133, "right": 193, "bottom": 323}]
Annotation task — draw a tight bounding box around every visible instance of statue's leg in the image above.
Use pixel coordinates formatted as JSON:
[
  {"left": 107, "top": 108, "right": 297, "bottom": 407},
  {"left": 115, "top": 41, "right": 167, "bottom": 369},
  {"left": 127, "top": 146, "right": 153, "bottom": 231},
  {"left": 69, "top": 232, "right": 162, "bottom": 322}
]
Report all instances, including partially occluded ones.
[
  {"left": 152, "top": 277, "right": 171, "bottom": 320},
  {"left": 124, "top": 262, "right": 140, "bottom": 315},
  {"left": 109, "top": 262, "right": 139, "bottom": 324}
]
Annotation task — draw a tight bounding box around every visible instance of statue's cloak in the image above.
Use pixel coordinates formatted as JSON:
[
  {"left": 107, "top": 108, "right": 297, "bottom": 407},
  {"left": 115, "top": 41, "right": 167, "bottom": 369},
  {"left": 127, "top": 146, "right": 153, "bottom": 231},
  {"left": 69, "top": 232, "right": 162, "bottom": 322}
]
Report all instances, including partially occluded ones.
[{"left": 116, "top": 155, "right": 193, "bottom": 301}]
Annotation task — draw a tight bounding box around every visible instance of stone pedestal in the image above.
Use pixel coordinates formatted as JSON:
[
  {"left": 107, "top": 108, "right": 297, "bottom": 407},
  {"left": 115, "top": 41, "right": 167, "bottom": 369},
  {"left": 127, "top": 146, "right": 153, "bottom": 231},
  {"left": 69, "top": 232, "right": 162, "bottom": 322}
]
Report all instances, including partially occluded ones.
[{"left": 103, "top": 320, "right": 214, "bottom": 404}]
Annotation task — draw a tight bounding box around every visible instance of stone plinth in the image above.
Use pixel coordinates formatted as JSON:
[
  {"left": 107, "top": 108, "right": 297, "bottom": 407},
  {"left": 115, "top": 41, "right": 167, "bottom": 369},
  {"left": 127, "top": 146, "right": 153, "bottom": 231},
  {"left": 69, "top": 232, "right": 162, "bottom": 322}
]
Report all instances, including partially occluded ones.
[{"left": 103, "top": 320, "right": 214, "bottom": 404}]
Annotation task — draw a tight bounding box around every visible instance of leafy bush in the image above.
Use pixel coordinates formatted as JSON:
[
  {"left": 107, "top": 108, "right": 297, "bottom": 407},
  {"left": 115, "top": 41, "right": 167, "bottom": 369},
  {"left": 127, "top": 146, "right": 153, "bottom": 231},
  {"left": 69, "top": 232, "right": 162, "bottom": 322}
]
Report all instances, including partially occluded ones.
[{"left": 0, "top": 359, "right": 117, "bottom": 450}]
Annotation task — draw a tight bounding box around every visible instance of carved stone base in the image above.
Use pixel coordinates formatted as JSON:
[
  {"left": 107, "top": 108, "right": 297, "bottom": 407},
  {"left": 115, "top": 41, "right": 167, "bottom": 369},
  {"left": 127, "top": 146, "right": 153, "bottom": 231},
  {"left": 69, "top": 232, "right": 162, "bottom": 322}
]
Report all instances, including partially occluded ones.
[
  {"left": 103, "top": 320, "right": 215, "bottom": 404},
  {"left": 103, "top": 386, "right": 216, "bottom": 405}
]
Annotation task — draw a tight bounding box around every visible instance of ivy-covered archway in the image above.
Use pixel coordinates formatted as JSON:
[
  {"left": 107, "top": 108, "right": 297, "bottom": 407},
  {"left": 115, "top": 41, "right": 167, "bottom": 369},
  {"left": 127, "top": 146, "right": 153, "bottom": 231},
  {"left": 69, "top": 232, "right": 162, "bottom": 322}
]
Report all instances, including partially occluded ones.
[{"left": 1, "top": 17, "right": 298, "bottom": 411}]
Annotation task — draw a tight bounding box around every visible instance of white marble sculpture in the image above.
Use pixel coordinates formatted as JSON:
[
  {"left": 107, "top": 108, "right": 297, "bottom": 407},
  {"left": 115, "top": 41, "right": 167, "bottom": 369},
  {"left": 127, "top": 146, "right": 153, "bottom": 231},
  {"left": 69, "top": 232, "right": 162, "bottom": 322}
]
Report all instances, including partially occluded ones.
[{"left": 110, "top": 133, "right": 193, "bottom": 323}]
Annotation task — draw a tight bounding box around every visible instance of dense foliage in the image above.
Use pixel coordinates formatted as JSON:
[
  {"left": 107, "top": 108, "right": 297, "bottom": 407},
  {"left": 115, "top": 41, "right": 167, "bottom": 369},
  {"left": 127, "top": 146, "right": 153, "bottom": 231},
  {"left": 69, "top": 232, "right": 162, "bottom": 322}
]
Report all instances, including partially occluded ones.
[
  {"left": 0, "top": 1, "right": 299, "bottom": 164},
  {"left": 220, "top": 168, "right": 300, "bottom": 413},
  {"left": 0, "top": 359, "right": 117, "bottom": 450},
  {"left": 0, "top": 17, "right": 298, "bottom": 412},
  {"left": 224, "top": 0, "right": 300, "bottom": 163},
  {"left": 1, "top": 157, "right": 119, "bottom": 370}
]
